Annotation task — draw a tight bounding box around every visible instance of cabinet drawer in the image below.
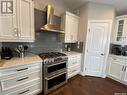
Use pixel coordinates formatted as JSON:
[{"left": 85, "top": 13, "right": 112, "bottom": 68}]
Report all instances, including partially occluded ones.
[
  {"left": 7, "top": 83, "right": 41, "bottom": 95},
  {"left": 111, "top": 57, "right": 123, "bottom": 63},
  {"left": 68, "top": 60, "right": 80, "bottom": 68},
  {"left": 68, "top": 66, "right": 80, "bottom": 78},
  {"left": 0, "top": 63, "right": 41, "bottom": 79},
  {"left": 1, "top": 71, "right": 40, "bottom": 91},
  {"left": 68, "top": 55, "right": 81, "bottom": 61}
]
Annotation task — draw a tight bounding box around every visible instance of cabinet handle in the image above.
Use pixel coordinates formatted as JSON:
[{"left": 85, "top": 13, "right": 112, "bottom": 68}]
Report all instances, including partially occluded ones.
[
  {"left": 124, "top": 66, "right": 126, "bottom": 72},
  {"left": 17, "top": 77, "right": 29, "bottom": 81},
  {"left": 113, "top": 58, "right": 117, "bottom": 60},
  {"left": 122, "top": 66, "right": 125, "bottom": 71},
  {"left": 17, "top": 68, "right": 28, "bottom": 71},
  {"left": 71, "top": 70, "right": 77, "bottom": 73},
  {"left": 18, "top": 89, "right": 29, "bottom": 95}
]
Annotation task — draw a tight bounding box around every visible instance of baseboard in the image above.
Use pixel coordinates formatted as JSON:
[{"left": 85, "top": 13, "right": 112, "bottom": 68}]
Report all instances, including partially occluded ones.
[
  {"left": 107, "top": 75, "right": 127, "bottom": 86},
  {"left": 79, "top": 72, "right": 85, "bottom": 76},
  {"left": 102, "top": 74, "right": 106, "bottom": 78}
]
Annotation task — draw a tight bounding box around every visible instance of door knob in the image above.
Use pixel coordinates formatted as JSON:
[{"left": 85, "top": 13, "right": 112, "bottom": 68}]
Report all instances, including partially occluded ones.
[{"left": 101, "top": 54, "right": 104, "bottom": 56}]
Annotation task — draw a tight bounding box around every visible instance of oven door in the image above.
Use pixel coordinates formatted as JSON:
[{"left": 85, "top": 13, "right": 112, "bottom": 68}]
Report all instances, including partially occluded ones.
[
  {"left": 44, "top": 72, "right": 67, "bottom": 94},
  {"left": 45, "top": 61, "right": 67, "bottom": 76}
]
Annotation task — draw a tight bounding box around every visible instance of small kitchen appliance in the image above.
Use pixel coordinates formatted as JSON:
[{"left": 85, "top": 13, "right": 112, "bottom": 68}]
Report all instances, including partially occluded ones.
[{"left": 1, "top": 47, "right": 13, "bottom": 60}]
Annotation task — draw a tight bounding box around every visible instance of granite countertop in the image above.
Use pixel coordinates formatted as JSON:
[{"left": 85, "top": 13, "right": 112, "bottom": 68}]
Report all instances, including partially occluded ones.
[
  {"left": 63, "top": 51, "right": 82, "bottom": 56},
  {"left": 109, "top": 54, "right": 127, "bottom": 59},
  {"left": 0, "top": 54, "right": 42, "bottom": 69}
]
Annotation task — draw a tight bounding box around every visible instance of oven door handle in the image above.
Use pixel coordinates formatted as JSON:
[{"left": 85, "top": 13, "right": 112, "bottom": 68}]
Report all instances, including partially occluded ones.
[
  {"left": 45, "top": 72, "right": 66, "bottom": 80},
  {"left": 47, "top": 61, "right": 67, "bottom": 67}
]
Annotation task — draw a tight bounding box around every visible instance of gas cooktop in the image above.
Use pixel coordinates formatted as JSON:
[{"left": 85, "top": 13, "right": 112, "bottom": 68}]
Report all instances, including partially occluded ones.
[{"left": 39, "top": 52, "right": 67, "bottom": 63}]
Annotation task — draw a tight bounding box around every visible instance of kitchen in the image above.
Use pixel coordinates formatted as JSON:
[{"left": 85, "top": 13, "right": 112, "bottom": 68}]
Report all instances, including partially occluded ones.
[{"left": 0, "top": 0, "right": 127, "bottom": 95}]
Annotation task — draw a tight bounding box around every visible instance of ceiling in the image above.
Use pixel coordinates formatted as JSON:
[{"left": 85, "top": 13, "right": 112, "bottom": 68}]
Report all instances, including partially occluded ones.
[{"left": 63, "top": 0, "right": 127, "bottom": 15}]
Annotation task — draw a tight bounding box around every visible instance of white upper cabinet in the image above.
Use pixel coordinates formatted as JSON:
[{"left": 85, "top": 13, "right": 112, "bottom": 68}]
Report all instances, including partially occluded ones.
[
  {"left": 0, "top": 0, "right": 17, "bottom": 40},
  {"left": 61, "top": 11, "right": 79, "bottom": 43},
  {"left": 0, "top": 0, "right": 34, "bottom": 42},
  {"left": 17, "top": 0, "right": 34, "bottom": 41},
  {"left": 113, "top": 15, "right": 127, "bottom": 43}
]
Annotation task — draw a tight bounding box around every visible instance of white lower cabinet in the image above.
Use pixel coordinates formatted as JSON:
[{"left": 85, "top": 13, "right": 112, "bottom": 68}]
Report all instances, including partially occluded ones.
[
  {"left": 107, "top": 55, "right": 127, "bottom": 85},
  {"left": 0, "top": 63, "right": 42, "bottom": 95},
  {"left": 67, "top": 54, "right": 81, "bottom": 79}
]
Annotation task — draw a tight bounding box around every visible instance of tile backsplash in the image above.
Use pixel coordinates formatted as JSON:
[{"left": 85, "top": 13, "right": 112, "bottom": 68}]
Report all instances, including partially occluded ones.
[{"left": 2, "top": 32, "right": 63, "bottom": 54}]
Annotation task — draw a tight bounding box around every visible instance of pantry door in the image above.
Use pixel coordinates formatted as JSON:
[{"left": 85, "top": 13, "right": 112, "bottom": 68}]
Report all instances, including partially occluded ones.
[{"left": 84, "top": 20, "right": 112, "bottom": 77}]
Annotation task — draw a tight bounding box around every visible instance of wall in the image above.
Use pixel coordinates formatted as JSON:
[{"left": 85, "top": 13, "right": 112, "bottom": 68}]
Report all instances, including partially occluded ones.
[
  {"left": 76, "top": 2, "right": 115, "bottom": 42},
  {"left": 77, "top": 3, "right": 88, "bottom": 42},
  {"left": 88, "top": 2, "right": 115, "bottom": 20},
  {"left": 34, "top": 0, "right": 67, "bottom": 16}
]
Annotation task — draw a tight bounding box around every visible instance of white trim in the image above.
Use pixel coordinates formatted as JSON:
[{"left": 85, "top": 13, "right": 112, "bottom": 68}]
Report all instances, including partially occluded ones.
[
  {"left": 83, "top": 20, "right": 113, "bottom": 78},
  {"left": 79, "top": 71, "right": 85, "bottom": 76}
]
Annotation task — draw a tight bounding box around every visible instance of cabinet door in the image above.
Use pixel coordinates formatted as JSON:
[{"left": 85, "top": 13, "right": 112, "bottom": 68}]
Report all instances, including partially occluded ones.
[
  {"left": 0, "top": 0, "right": 17, "bottom": 40},
  {"left": 70, "top": 17, "right": 79, "bottom": 42},
  {"left": 18, "top": 0, "right": 34, "bottom": 41},
  {"left": 108, "top": 59, "right": 124, "bottom": 80},
  {"left": 64, "top": 13, "right": 79, "bottom": 43},
  {"left": 115, "top": 18, "right": 126, "bottom": 42},
  {"left": 65, "top": 15, "right": 72, "bottom": 43}
]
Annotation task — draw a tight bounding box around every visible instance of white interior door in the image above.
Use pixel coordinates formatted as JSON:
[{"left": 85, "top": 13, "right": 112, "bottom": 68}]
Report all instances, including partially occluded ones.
[{"left": 85, "top": 21, "right": 111, "bottom": 77}]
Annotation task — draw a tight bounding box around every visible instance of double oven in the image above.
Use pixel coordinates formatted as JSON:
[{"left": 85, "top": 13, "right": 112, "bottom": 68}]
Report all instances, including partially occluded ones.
[{"left": 43, "top": 58, "right": 67, "bottom": 94}]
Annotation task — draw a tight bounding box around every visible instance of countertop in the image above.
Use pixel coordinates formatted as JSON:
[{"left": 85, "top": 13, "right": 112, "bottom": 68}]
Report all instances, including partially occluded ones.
[
  {"left": 0, "top": 54, "right": 42, "bottom": 69},
  {"left": 109, "top": 54, "right": 127, "bottom": 59},
  {"left": 63, "top": 51, "right": 82, "bottom": 56}
]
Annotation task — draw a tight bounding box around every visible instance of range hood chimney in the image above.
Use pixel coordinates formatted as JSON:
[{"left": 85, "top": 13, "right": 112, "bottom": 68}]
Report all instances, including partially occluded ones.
[{"left": 41, "top": 5, "right": 64, "bottom": 33}]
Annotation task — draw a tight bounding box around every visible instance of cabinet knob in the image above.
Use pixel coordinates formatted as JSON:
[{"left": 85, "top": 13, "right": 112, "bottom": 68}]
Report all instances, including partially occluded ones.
[
  {"left": 18, "top": 33, "right": 21, "bottom": 37},
  {"left": 14, "top": 28, "right": 18, "bottom": 37}
]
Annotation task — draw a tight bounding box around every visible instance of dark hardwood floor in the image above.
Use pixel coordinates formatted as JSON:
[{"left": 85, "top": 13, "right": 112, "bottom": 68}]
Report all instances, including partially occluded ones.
[{"left": 40, "top": 75, "right": 127, "bottom": 95}]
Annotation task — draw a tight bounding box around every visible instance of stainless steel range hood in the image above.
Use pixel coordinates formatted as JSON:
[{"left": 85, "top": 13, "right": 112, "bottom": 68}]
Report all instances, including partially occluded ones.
[{"left": 40, "top": 5, "right": 64, "bottom": 33}]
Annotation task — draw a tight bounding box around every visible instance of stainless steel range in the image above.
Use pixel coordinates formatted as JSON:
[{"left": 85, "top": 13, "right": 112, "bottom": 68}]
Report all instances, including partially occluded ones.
[{"left": 39, "top": 52, "right": 68, "bottom": 95}]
